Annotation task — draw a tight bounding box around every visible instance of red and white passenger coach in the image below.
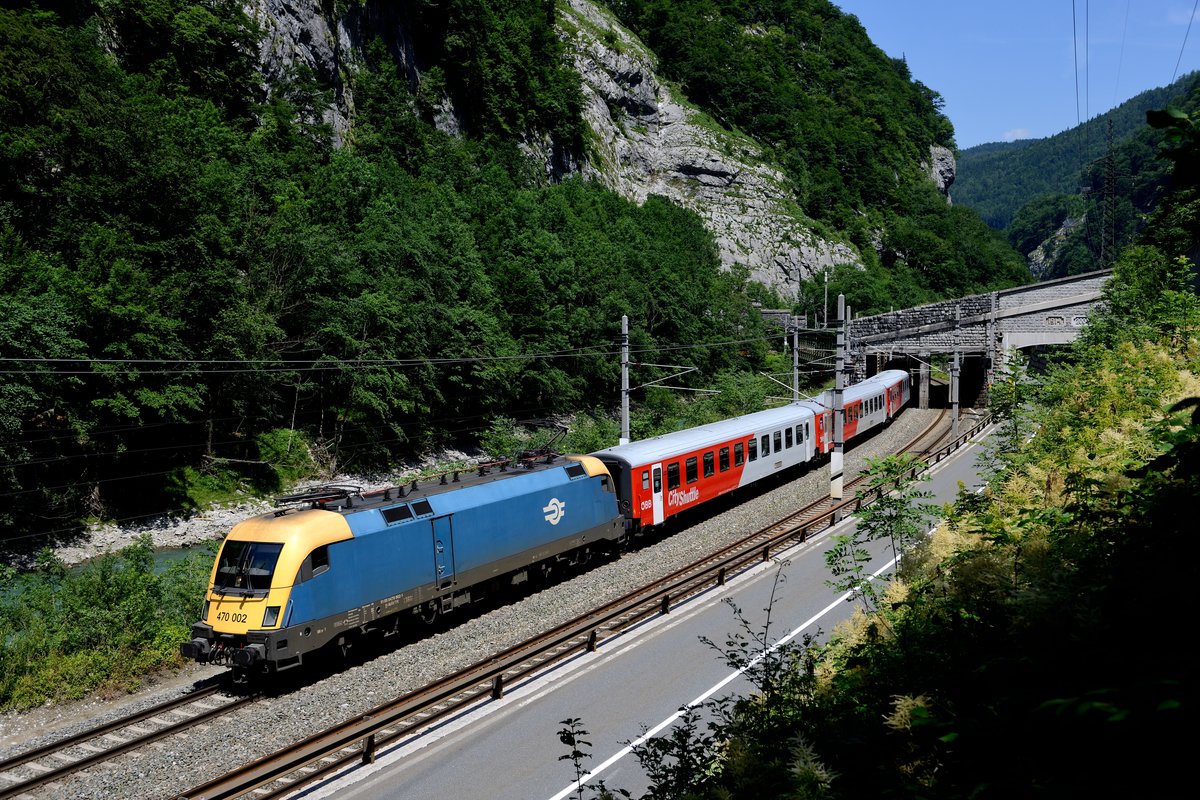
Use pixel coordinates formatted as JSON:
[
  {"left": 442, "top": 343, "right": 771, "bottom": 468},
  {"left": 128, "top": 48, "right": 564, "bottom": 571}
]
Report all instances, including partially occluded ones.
[{"left": 590, "top": 369, "right": 910, "bottom": 531}]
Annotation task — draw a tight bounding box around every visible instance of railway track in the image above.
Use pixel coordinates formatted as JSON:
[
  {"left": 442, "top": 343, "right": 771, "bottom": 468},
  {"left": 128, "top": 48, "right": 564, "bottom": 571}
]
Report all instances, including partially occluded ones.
[
  {"left": 173, "top": 407, "right": 990, "bottom": 800},
  {"left": 0, "top": 681, "right": 251, "bottom": 800}
]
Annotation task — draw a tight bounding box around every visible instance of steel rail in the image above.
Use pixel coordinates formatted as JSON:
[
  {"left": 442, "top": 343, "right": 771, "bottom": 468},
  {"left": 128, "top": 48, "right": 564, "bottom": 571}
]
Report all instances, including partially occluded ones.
[
  {"left": 174, "top": 408, "right": 990, "bottom": 800},
  {"left": 0, "top": 684, "right": 251, "bottom": 800}
]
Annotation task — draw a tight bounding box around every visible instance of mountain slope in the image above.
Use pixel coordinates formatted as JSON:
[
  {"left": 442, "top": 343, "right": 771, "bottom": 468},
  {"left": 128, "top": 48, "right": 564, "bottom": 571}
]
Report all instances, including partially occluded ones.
[{"left": 955, "top": 75, "right": 1198, "bottom": 229}]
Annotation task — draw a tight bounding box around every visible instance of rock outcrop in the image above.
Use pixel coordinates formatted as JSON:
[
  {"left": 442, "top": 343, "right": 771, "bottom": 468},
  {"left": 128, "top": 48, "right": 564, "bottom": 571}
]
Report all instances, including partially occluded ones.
[
  {"left": 924, "top": 144, "right": 956, "bottom": 201},
  {"left": 244, "top": 0, "right": 865, "bottom": 297},
  {"left": 1027, "top": 214, "right": 1084, "bottom": 279},
  {"left": 559, "top": 1, "right": 859, "bottom": 296}
]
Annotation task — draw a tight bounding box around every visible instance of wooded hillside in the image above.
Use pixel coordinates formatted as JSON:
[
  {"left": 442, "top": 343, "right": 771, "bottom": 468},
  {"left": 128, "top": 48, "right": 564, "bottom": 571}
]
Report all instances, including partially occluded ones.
[{"left": 2, "top": 0, "right": 1026, "bottom": 545}]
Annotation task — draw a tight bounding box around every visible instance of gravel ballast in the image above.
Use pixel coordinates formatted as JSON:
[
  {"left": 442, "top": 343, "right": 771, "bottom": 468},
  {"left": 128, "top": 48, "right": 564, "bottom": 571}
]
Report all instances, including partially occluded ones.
[{"left": 0, "top": 410, "right": 954, "bottom": 799}]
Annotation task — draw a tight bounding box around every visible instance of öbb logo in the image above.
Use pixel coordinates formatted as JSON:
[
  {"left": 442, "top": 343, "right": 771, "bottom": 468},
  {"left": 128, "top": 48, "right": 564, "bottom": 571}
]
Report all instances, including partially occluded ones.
[{"left": 543, "top": 497, "right": 566, "bottom": 525}]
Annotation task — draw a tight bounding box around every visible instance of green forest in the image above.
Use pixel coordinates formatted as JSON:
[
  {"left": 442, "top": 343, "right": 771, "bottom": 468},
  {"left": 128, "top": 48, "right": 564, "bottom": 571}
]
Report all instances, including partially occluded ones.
[
  {"left": 1, "top": 0, "right": 1028, "bottom": 547},
  {"left": 955, "top": 72, "right": 1200, "bottom": 280}
]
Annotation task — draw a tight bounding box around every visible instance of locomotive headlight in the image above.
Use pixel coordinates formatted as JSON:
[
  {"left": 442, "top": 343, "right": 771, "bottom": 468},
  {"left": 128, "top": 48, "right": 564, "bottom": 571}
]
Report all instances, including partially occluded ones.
[{"left": 262, "top": 606, "right": 280, "bottom": 628}]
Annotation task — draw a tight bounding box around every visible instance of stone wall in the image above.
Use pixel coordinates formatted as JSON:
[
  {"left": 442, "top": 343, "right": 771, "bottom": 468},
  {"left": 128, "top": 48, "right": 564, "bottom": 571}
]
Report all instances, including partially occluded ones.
[{"left": 847, "top": 269, "right": 1112, "bottom": 379}]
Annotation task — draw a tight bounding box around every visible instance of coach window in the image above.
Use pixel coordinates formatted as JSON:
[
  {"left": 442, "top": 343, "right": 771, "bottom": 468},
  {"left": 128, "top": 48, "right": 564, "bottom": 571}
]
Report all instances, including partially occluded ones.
[
  {"left": 686, "top": 456, "right": 698, "bottom": 483},
  {"left": 667, "top": 462, "right": 680, "bottom": 490},
  {"left": 642, "top": 470, "right": 650, "bottom": 491},
  {"left": 796, "top": 424, "right": 804, "bottom": 444},
  {"left": 760, "top": 435, "right": 770, "bottom": 456},
  {"left": 785, "top": 427, "right": 793, "bottom": 449},
  {"left": 748, "top": 438, "right": 757, "bottom": 461},
  {"left": 703, "top": 451, "right": 714, "bottom": 477},
  {"left": 719, "top": 447, "right": 730, "bottom": 472},
  {"left": 737, "top": 441, "right": 746, "bottom": 464},
  {"left": 773, "top": 430, "right": 782, "bottom": 452}
]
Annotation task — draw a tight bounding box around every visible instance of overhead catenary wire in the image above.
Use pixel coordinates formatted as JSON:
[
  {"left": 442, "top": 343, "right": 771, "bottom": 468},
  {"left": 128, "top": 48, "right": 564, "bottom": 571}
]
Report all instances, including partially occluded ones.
[
  {"left": 1172, "top": 0, "right": 1199, "bottom": 84},
  {"left": 0, "top": 335, "right": 795, "bottom": 376},
  {"left": 1113, "top": 0, "right": 1131, "bottom": 106},
  {"left": 0, "top": 343, "right": 842, "bottom": 508},
  {"left": 0, "top": 334, "right": 835, "bottom": 457},
  {"left": 1071, "top": 0, "right": 1086, "bottom": 179}
]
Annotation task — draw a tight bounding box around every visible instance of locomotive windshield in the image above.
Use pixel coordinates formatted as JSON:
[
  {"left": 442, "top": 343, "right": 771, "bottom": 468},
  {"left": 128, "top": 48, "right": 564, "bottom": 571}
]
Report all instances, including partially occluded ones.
[{"left": 213, "top": 540, "right": 283, "bottom": 596}]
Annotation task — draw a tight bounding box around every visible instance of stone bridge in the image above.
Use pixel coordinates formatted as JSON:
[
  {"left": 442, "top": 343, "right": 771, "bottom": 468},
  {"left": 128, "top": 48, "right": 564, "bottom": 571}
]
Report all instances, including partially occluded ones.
[{"left": 849, "top": 269, "right": 1112, "bottom": 408}]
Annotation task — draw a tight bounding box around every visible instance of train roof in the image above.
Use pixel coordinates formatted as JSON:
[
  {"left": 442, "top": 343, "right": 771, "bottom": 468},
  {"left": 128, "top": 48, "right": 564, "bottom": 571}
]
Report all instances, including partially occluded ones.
[
  {"left": 273, "top": 454, "right": 587, "bottom": 516},
  {"left": 591, "top": 402, "right": 817, "bottom": 466},
  {"left": 590, "top": 370, "right": 909, "bottom": 467},
  {"left": 842, "top": 369, "right": 908, "bottom": 403}
]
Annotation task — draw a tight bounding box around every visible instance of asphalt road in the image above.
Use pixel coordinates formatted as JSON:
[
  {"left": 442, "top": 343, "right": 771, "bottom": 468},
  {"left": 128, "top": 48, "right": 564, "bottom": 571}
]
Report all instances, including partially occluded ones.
[{"left": 300, "top": 423, "right": 995, "bottom": 800}]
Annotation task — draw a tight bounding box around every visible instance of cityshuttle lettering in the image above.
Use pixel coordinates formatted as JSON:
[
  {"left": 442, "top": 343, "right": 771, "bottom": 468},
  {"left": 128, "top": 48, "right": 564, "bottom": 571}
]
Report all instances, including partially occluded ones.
[{"left": 667, "top": 487, "right": 700, "bottom": 507}]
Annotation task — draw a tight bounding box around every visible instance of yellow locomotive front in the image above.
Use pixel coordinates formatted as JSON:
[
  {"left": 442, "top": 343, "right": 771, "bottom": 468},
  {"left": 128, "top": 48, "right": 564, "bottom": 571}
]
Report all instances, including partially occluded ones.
[{"left": 180, "top": 509, "right": 352, "bottom": 670}]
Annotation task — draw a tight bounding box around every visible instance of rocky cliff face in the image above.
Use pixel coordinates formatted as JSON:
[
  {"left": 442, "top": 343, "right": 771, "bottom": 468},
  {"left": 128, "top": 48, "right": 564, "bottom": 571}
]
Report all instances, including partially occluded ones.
[
  {"left": 246, "top": 0, "right": 441, "bottom": 146},
  {"left": 1027, "top": 214, "right": 1084, "bottom": 279},
  {"left": 244, "top": 0, "right": 900, "bottom": 298},
  {"left": 246, "top": 0, "right": 351, "bottom": 142},
  {"left": 559, "top": 1, "right": 859, "bottom": 297},
  {"left": 924, "top": 145, "right": 956, "bottom": 202}
]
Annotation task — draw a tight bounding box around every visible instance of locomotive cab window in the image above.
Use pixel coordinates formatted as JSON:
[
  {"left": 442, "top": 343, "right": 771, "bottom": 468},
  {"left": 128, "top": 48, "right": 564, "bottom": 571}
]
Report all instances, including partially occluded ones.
[
  {"left": 719, "top": 447, "right": 730, "bottom": 472},
  {"left": 667, "top": 462, "right": 680, "bottom": 490},
  {"left": 298, "top": 544, "right": 330, "bottom": 583},
  {"left": 214, "top": 540, "right": 283, "bottom": 596},
  {"left": 734, "top": 442, "right": 744, "bottom": 465},
  {"left": 703, "top": 452, "right": 714, "bottom": 477},
  {"left": 686, "top": 457, "right": 698, "bottom": 484}
]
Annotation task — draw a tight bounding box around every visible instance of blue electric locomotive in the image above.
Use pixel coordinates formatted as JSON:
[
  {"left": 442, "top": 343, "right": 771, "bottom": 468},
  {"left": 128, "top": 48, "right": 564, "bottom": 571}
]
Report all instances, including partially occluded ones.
[{"left": 180, "top": 454, "right": 623, "bottom": 675}]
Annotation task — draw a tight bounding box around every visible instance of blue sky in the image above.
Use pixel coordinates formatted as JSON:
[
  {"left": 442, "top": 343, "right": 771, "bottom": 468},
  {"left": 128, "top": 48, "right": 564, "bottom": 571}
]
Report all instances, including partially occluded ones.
[{"left": 833, "top": 1, "right": 1200, "bottom": 149}]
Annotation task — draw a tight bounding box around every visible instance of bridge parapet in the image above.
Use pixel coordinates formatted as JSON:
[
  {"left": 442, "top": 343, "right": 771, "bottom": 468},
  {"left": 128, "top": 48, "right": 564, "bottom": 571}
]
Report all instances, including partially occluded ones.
[
  {"left": 851, "top": 269, "right": 1111, "bottom": 359},
  {"left": 846, "top": 269, "right": 1112, "bottom": 403}
]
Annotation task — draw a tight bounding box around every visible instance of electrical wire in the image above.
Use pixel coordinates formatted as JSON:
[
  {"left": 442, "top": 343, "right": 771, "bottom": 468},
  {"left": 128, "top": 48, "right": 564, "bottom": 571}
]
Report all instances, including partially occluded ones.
[
  {"left": 1071, "top": 0, "right": 1086, "bottom": 180},
  {"left": 1172, "top": 0, "right": 1199, "bottom": 84},
  {"left": 0, "top": 335, "right": 789, "bottom": 376},
  {"left": 1113, "top": 0, "right": 1131, "bottom": 106}
]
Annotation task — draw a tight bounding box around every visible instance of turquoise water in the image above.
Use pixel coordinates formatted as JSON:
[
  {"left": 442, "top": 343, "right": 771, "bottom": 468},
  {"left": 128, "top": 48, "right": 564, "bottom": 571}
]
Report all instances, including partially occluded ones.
[
  {"left": 150, "top": 542, "right": 218, "bottom": 572},
  {"left": 2, "top": 542, "right": 218, "bottom": 603}
]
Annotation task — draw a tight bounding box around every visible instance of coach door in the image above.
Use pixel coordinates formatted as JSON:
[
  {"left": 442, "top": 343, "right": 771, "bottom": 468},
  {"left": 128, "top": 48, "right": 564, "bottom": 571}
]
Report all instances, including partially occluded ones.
[
  {"left": 431, "top": 515, "right": 456, "bottom": 590},
  {"left": 651, "top": 463, "right": 664, "bottom": 525}
]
